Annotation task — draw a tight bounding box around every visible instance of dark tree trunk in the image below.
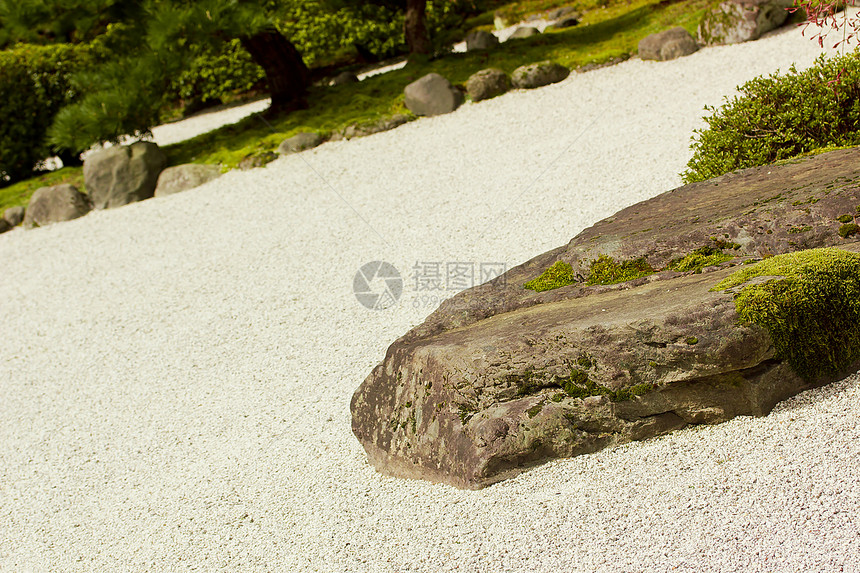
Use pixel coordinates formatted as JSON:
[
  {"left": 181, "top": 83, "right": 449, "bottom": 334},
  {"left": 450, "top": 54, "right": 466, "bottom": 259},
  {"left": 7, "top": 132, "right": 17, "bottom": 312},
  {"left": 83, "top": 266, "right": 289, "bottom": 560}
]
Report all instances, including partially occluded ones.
[
  {"left": 404, "top": 0, "right": 431, "bottom": 54},
  {"left": 240, "top": 28, "right": 309, "bottom": 113}
]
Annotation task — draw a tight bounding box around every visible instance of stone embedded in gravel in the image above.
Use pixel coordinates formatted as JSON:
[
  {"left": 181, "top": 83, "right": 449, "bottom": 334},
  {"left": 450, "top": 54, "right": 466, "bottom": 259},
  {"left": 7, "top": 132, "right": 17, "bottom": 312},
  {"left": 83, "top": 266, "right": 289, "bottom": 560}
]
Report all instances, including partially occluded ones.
[
  {"left": 4, "top": 206, "right": 25, "bottom": 227},
  {"left": 23, "top": 184, "right": 91, "bottom": 229},
  {"left": 698, "top": 0, "right": 793, "bottom": 45},
  {"left": 639, "top": 27, "right": 699, "bottom": 61},
  {"left": 330, "top": 71, "right": 359, "bottom": 86},
  {"left": 337, "top": 114, "right": 411, "bottom": 140},
  {"left": 351, "top": 147, "right": 860, "bottom": 489},
  {"left": 277, "top": 132, "right": 324, "bottom": 155},
  {"left": 466, "top": 68, "right": 511, "bottom": 102},
  {"left": 154, "top": 164, "right": 223, "bottom": 197},
  {"left": 404, "top": 73, "right": 464, "bottom": 116},
  {"left": 512, "top": 61, "right": 570, "bottom": 89},
  {"left": 0, "top": 219, "right": 9, "bottom": 234},
  {"left": 465, "top": 30, "right": 500, "bottom": 51},
  {"left": 84, "top": 142, "right": 167, "bottom": 209},
  {"left": 508, "top": 26, "right": 540, "bottom": 40},
  {"left": 237, "top": 151, "right": 278, "bottom": 170}
]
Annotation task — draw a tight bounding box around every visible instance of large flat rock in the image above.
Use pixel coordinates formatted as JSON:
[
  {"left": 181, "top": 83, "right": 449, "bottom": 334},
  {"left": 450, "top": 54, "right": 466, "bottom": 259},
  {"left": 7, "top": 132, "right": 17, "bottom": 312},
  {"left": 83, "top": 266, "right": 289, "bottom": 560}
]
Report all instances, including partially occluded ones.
[{"left": 351, "top": 148, "right": 860, "bottom": 489}]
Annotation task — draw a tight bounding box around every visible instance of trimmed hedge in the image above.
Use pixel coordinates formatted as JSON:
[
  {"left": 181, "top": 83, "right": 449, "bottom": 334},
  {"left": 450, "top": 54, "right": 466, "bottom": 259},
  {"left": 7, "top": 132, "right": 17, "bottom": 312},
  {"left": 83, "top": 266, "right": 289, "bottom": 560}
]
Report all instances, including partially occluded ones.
[
  {"left": 0, "top": 43, "right": 89, "bottom": 184},
  {"left": 683, "top": 53, "right": 860, "bottom": 183}
]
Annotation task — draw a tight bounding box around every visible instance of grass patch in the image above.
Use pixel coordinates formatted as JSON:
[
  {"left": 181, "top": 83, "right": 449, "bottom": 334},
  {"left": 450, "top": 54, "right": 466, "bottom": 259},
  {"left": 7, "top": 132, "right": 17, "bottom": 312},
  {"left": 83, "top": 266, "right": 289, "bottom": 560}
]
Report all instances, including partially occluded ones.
[
  {"left": 1, "top": 0, "right": 711, "bottom": 213},
  {"left": 712, "top": 248, "right": 860, "bottom": 379},
  {"left": 163, "top": 0, "right": 710, "bottom": 169},
  {"left": 0, "top": 167, "right": 84, "bottom": 211}
]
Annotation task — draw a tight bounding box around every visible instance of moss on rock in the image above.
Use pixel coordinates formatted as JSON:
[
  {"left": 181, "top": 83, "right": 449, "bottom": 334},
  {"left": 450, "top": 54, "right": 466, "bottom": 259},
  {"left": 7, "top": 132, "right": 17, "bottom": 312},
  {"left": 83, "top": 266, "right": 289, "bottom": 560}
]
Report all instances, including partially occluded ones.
[
  {"left": 713, "top": 248, "right": 860, "bottom": 379},
  {"left": 839, "top": 223, "right": 860, "bottom": 238},
  {"left": 523, "top": 260, "right": 576, "bottom": 292},
  {"left": 586, "top": 255, "right": 654, "bottom": 285},
  {"left": 668, "top": 246, "right": 734, "bottom": 273}
]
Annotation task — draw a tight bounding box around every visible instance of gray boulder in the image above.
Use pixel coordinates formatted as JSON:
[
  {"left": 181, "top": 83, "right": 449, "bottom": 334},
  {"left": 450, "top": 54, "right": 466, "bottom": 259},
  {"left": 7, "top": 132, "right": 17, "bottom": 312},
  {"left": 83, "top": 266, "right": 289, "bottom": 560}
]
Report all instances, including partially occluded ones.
[
  {"left": 23, "top": 184, "right": 91, "bottom": 229},
  {"left": 466, "top": 68, "right": 511, "bottom": 102},
  {"left": 698, "top": 0, "right": 794, "bottom": 45},
  {"left": 404, "top": 73, "right": 464, "bottom": 117},
  {"left": 351, "top": 147, "right": 860, "bottom": 489},
  {"left": 83, "top": 142, "right": 167, "bottom": 209},
  {"left": 330, "top": 71, "right": 359, "bottom": 86},
  {"left": 154, "top": 164, "right": 222, "bottom": 198},
  {"left": 639, "top": 27, "right": 699, "bottom": 61},
  {"left": 512, "top": 61, "right": 570, "bottom": 89},
  {"left": 545, "top": 16, "right": 580, "bottom": 31},
  {"left": 493, "top": 11, "right": 513, "bottom": 30},
  {"left": 278, "top": 132, "right": 324, "bottom": 155},
  {"left": 0, "top": 219, "right": 9, "bottom": 234},
  {"left": 508, "top": 26, "right": 540, "bottom": 40},
  {"left": 465, "top": 30, "right": 500, "bottom": 51},
  {"left": 547, "top": 5, "right": 579, "bottom": 19},
  {"left": 4, "top": 206, "right": 25, "bottom": 227}
]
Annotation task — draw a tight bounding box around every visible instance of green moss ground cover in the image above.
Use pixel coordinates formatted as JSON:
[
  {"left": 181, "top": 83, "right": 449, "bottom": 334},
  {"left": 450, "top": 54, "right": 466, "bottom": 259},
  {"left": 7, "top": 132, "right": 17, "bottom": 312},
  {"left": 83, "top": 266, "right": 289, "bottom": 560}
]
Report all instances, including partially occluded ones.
[
  {"left": 0, "top": 167, "right": 84, "bottom": 210},
  {"left": 163, "top": 0, "right": 710, "bottom": 170}
]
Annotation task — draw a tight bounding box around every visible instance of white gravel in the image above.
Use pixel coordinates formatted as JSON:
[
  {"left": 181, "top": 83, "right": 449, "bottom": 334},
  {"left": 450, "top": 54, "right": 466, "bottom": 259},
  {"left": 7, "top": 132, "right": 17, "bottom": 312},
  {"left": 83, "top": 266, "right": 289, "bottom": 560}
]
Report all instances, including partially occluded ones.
[{"left": 2, "top": 24, "right": 860, "bottom": 572}]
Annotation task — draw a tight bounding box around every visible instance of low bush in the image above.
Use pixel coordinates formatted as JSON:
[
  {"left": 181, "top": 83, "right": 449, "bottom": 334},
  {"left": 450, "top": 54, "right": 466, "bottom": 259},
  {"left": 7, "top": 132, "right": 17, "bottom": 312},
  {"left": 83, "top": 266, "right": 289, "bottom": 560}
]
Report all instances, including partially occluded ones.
[
  {"left": 0, "top": 42, "right": 90, "bottom": 184},
  {"left": 683, "top": 52, "right": 860, "bottom": 183},
  {"left": 169, "top": 39, "right": 266, "bottom": 110}
]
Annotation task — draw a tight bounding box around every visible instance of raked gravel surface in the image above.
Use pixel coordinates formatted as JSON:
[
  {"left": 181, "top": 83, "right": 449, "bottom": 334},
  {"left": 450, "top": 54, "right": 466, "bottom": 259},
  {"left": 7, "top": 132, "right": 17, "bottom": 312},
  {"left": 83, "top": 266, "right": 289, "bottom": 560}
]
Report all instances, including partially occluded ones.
[{"left": 2, "top": 24, "right": 860, "bottom": 573}]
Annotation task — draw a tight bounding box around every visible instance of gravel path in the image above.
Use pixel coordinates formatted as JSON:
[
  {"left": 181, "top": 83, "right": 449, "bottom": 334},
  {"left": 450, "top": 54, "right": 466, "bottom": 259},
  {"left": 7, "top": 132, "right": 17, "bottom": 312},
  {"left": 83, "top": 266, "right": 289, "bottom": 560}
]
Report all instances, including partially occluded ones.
[{"left": 2, "top": 24, "right": 859, "bottom": 572}]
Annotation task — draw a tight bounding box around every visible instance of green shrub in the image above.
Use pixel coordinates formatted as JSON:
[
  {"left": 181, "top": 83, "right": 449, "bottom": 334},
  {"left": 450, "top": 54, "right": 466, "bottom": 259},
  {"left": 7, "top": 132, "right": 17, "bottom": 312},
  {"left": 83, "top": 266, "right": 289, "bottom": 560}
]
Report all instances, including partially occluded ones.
[
  {"left": 0, "top": 42, "right": 90, "bottom": 184},
  {"left": 683, "top": 53, "right": 860, "bottom": 183},
  {"left": 276, "top": 1, "right": 405, "bottom": 67},
  {"left": 169, "top": 39, "right": 266, "bottom": 107}
]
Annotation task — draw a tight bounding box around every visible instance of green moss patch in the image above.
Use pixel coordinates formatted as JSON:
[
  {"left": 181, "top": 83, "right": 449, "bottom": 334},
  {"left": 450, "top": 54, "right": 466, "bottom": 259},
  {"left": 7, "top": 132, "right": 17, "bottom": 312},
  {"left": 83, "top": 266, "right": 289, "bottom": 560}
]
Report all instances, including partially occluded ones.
[
  {"left": 510, "top": 365, "right": 651, "bottom": 403},
  {"left": 526, "top": 403, "right": 544, "bottom": 418},
  {"left": 524, "top": 260, "right": 576, "bottom": 292},
  {"left": 713, "top": 248, "right": 860, "bottom": 379},
  {"left": 586, "top": 255, "right": 654, "bottom": 285},
  {"left": 839, "top": 223, "right": 860, "bottom": 238},
  {"left": 668, "top": 246, "right": 734, "bottom": 273}
]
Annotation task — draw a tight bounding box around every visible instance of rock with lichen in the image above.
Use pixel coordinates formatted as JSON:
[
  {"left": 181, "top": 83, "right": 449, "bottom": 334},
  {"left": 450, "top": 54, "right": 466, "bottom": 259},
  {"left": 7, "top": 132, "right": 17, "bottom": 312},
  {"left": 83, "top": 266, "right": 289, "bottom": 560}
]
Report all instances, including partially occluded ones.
[
  {"left": 24, "top": 184, "right": 91, "bottom": 228},
  {"left": 466, "top": 68, "right": 511, "bottom": 102},
  {"left": 351, "top": 147, "right": 860, "bottom": 489},
  {"left": 512, "top": 61, "right": 570, "bottom": 89},
  {"left": 698, "top": 0, "right": 794, "bottom": 46},
  {"left": 639, "top": 27, "right": 699, "bottom": 61},
  {"left": 83, "top": 142, "right": 167, "bottom": 209},
  {"left": 404, "top": 74, "right": 464, "bottom": 117},
  {"left": 465, "top": 30, "right": 500, "bottom": 51}
]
